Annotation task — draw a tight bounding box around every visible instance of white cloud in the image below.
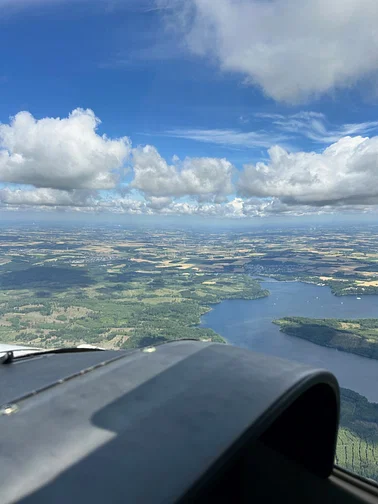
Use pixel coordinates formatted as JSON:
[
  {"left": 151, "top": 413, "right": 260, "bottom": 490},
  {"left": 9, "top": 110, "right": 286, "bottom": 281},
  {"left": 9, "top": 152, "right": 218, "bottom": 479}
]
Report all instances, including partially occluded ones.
[
  {"left": 161, "top": 198, "right": 245, "bottom": 218},
  {"left": 103, "top": 196, "right": 149, "bottom": 215},
  {"left": 137, "top": 196, "right": 331, "bottom": 218},
  {"left": 131, "top": 145, "right": 234, "bottom": 200},
  {"left": 239, "top": 135, "right": 378, "bottom": 205},
  {"left": 166, "top": 114, "right": 378, "bottom": 151},
  {"left": 147, "top": 196, "right": 174, "bottom": 209},
  {"left": 0, "top": 187, "right": 97, "bottom": 207},
  {"left": 2, "top": 108, "right": 378, "bottom": 218},
  {"left": 168, "top": 0, "right": 378, "bottom": 103},
  {"left": 0, "top": 108, "right": 130, "bottom": 190},
  {"left": 2, "top": 185, "right": 378, "bottom": 219},
  {"left": 166, "top": 128, "right": 289, "bottom": 149},
  {"left": 261, "top": 111, "right": 378, "bottom": 144}
]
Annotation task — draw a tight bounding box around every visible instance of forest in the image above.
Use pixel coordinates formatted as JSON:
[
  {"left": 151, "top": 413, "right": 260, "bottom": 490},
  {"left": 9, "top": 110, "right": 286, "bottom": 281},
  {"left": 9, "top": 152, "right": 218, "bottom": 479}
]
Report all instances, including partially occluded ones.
[
  {"left": 274, "top": 317, "right": 378, "bottom": 359},
  {"left": 0, "top": 263, "right": 268, "bottom": 350},
  {"left": 2, "top": 224, "right": 378, "bottom": 482},
  {"left": 337, "top": 388, "right": 378, "bottom": 481}
]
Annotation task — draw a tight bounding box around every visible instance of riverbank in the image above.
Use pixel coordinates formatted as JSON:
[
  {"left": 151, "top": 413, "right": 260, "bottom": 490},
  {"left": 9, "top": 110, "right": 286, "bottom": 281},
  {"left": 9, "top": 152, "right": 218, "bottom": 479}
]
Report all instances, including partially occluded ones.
[
  {"left": 274, "top": 317, "right": 378, "bottom": 360},
  {"left": 200, "top": 280, "right": 378, "bottom": 402},
  {"left": 251, "top": 273, "right": 378, "bottom": 296}
]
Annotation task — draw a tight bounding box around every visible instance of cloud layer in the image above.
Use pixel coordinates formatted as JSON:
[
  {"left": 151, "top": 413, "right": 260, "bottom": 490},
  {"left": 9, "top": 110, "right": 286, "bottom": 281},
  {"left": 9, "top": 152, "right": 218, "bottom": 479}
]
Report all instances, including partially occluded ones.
[
  {"left": 166, "top": 0, "right": 378, "bottom": 103},
  {"left": 0, "top": 108, "right": 378, "bottom": 218},
  {"left": 0, "top": 187, "right": 96, "bottom": 207}
]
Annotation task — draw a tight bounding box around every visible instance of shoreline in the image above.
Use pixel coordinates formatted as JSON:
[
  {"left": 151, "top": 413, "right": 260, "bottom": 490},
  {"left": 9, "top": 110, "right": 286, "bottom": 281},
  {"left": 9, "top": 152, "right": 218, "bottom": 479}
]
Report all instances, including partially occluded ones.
[
  {"left": 274, "top": 316, "right": 378, "bottom": 362},
  {"left": 199, "top": 288, "right": 270, "bottom": 345},
  {"left": 199, "top": 278, "right": 378, "bottom": 402}
]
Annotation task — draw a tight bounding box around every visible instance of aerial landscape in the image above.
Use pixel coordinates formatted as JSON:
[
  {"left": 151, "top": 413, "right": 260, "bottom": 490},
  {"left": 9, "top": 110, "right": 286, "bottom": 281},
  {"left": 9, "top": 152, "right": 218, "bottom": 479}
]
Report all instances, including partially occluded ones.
[
  {"left": 0, "top": 221, "right": 378, "bottom": 481},
  {"left": 2, "top": 0, "right": 378, "bottom": 491},
  {"left": 4, "top": 222, "right": 378, "bottom": 351}
]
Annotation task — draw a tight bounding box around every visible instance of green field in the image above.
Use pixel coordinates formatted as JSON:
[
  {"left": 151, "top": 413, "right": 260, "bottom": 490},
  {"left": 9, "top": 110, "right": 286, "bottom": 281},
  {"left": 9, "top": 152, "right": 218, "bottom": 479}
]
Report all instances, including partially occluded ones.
[
  {"left": 0, "top": 225, "right": 273, "bottom": 350},
  {"left": 0, "top": 266, "right": 268, "bottom": 349},
  {"left": 336, "top": 428, "right": 378, "bottom": 481},
  {"left": 1, "top": 225, "right": 378, "bottom": 482},
  {"left": 273, "top": 314, "right": 378, "bottom": 481}
]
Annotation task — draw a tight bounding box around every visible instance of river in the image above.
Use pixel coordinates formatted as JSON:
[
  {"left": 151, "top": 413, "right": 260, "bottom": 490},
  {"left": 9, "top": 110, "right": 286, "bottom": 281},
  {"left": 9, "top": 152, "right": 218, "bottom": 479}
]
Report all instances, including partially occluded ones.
[{"left": 201, "top": 280, "right": 378, "bottom": 403}]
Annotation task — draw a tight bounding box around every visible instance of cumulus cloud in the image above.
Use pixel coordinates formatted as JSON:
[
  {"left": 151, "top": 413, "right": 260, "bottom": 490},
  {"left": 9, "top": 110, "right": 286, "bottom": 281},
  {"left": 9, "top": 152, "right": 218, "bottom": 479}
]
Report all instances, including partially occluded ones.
[
  {"left": 160, "top": 198, "right": 245, "bottom": 218},
  {"left": 166, "top": 0, "right": 378, "bottom": 103},
  {"left": 131, "top": 145, "right": 234, "bottom": 200},
  {"left": 238, "top": 135, "right": 378, "bottom": 205},
  {"left": 2, "top": 187, "right": 377, "bottom": 219},
  {"left": 102, "top": 196, "right": 150, "bottom": 215},
  {"left": 0, "top": 108, "right": 130, "bottom": 190},
  {"left": 147, "top": 196, "right": 174, "bottom": 209},
  {"left": 138, "top": 196, "right": 329, "bottom": 218},
  {"left": 2, "top": 107, "right": 378, "bottom": 218},
  {"left": 0, "top": 187, "right": 97, "bottom": 207}
]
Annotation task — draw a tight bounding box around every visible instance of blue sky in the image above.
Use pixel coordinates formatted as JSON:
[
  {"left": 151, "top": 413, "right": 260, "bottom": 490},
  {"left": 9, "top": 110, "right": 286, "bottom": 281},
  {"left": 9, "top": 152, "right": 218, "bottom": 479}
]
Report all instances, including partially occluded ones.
[{"left": 1, "top": 0, "right": 378, "bottom": 220}]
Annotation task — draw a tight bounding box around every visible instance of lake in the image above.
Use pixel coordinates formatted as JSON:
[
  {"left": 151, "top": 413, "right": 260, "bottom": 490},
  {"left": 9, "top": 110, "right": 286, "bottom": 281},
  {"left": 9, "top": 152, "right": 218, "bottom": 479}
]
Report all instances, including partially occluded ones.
[{"left": 201, "top": 280, "right": 378, "bottom": 402}]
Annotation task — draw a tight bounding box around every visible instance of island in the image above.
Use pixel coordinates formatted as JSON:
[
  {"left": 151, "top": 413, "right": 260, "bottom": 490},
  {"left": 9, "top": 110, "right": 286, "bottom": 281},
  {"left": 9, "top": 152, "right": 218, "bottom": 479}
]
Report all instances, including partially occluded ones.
[{"left": 273, "top": 317, "right": 378, "bottom": 359}]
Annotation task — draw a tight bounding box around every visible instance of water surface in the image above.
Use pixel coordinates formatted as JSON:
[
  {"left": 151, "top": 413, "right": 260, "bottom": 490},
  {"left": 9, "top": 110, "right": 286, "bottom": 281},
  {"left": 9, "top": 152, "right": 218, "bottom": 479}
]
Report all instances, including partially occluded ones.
[{"left": 201, "top": 281, "right": 378, "bottom": 402}]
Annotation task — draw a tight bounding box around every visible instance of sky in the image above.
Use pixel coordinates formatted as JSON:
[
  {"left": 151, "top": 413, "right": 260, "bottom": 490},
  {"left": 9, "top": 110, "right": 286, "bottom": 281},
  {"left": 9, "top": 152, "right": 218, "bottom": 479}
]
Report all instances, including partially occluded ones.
[{"left": 1, "top": 0, "right": 378, "bottom": 222}]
